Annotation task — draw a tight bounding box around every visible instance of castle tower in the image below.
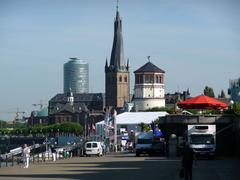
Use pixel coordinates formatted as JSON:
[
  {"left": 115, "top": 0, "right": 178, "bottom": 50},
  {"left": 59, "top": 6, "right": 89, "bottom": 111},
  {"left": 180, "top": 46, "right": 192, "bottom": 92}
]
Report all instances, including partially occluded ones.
[
  {"left": 105, "top": 6, "right": 130, "bottom": 109},
  {"left": 133, "top": 59, "right": 165, "bottom": 111}
]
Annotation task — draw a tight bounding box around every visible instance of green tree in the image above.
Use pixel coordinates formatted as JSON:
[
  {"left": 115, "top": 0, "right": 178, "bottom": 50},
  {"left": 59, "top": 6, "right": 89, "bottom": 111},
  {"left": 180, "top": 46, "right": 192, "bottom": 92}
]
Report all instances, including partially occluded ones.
[
  {"left": 203, "top": 86, "right": 215, "bottom": 97},
  {"left": 138, "top": 122, "right": 150, "bottom": 132},
  {"left": 58, "top": 122, "right": 83, "bottom": 135},
  {"left": 0, "top": 120, "right": 8, "bottom": 128},
  {"left": 145, "top": 107, "right": 174, "bottom": 114},
  {"left": 218, "top": 89, "right": 226, "bottom": 98},
  {"left": 233, "top": 102, "right": 240, "bottom": 116}
]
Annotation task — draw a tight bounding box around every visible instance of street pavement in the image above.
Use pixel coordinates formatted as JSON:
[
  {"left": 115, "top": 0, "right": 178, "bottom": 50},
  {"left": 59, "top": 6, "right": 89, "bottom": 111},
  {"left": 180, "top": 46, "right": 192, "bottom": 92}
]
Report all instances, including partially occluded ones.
[{"left": 0, "top": 153, "right": 239, "bottom": 180}]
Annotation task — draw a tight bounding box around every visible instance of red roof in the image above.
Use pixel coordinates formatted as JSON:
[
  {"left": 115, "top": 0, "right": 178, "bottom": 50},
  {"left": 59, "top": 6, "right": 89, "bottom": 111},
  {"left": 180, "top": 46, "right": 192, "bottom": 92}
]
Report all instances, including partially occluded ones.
[{"left": 177, "top": 95, "right": 228, "bottom": 110}]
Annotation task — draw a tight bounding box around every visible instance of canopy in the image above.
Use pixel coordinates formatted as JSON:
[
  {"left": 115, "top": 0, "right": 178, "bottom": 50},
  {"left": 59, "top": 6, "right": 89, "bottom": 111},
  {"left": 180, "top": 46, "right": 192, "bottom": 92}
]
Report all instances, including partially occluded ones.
[
  {"left": 177, "top": 95, "right": 228, "bottom": 110},
  {"left": 96, "top": 112, "right": 168, "bottom": 125}
]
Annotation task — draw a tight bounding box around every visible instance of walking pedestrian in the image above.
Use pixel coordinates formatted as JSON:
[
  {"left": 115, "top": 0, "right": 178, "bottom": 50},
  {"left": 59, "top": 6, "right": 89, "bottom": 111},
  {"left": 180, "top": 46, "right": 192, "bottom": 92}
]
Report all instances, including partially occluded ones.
[
  {"left": 181, "top": 143, "right": 195, "bottom": 180},
  {"left": 51, "top": 145, "right": 56, "bottom": 161},
  {"left": 22, "top": 144, "right": 30, "bottom": 168}
]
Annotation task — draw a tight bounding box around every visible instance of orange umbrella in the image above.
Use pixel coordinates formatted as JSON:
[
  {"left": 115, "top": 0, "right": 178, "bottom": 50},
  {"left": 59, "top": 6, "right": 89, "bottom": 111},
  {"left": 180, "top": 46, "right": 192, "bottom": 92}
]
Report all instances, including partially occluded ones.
[{"left": 177, "top": 95, "right": 228, "bottom": 110}]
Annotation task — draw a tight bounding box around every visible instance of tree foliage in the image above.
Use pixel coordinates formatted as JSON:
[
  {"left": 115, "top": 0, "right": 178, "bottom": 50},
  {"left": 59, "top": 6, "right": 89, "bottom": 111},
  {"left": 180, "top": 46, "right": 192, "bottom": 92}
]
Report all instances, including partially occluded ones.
[
  {"left": 138, "top": 122, "right": 150, "bottom": 132},
  {"left": 218, "top": 89, "right": 226, "bottom": 98},
  {"left": 0, "top": 120, "right": 8, "bottom": 128},
  {"left": 0, "top": 122, "right": 83, "bottom": 136},
  {"left": 145, "top": 107, "right": 174, "bottom": 114},
  {"left": 203, "top": 86, "right": 215, "bottom": 97}
]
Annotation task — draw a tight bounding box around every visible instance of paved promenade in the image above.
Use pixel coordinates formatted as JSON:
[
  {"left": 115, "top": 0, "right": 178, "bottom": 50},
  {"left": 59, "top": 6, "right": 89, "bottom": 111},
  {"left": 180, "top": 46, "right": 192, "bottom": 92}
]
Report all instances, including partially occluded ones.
[{"left": 0, "top": 153, "right": 239, "bottom": 180}]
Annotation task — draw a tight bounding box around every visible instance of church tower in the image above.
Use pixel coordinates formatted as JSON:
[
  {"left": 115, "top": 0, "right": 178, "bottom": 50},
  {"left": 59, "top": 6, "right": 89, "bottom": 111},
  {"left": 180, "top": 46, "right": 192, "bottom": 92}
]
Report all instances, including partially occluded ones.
[{"left": 105, "top": 6, "right": 130, "bottom": 109}]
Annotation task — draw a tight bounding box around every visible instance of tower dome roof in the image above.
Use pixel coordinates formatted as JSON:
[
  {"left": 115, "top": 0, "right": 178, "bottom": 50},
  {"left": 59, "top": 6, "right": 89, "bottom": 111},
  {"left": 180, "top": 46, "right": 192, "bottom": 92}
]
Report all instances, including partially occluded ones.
[
  {"left": 37, "top": 107, "right": 48, "bottom": 117},
  {"left": 134, "top": 62, "right": 165, "bottom": 73}
]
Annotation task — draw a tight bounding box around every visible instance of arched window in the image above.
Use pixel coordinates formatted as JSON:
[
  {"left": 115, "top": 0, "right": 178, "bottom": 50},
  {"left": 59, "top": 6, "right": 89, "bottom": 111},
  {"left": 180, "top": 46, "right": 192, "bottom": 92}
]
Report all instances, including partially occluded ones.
[
  {"left": 160, "top": 76, "right": 163, "bottom": 83},
  {"left": 124, "top": 76, "right": 127, "bottom": 82},
  {"left": 119, "top": 76, "right": 122, "bottom": 82}
]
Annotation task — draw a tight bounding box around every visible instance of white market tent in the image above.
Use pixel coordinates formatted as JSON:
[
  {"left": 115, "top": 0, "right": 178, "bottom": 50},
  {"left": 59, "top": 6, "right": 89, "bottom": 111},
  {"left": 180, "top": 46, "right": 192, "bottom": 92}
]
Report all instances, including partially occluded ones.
[
  {"left": 96, "top": 111, "right": 168, "bottom": 125},
  {"left": 96, "top": 112, "right": 168, "bottom": 137}
]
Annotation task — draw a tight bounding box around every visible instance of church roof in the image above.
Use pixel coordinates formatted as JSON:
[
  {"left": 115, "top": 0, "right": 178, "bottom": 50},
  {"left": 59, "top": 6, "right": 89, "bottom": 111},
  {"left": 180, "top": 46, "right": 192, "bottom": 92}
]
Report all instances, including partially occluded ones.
[
  {"left": 49, "top": 93, "right": 104, "bottom": 112},
  {"left": 49, "top": 103, "right": 87, "bottom": 115},
  {"left": 134, "top": 62, "right": 165, "bottom": 73},
  {"left": 109, "top": 10, "right": 126, "bottom": 71}
]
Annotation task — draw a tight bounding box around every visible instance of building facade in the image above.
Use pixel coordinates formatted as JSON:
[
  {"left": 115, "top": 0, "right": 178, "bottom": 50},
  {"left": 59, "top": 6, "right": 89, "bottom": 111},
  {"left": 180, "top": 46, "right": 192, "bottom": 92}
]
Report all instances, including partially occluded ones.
[
  {"left": 64, "top": 58, "right": 89, "bottom": 94},
  {"left": 105, "top": 8, "right": 130, "bottom": 109},
  {"left": 228, "top": 78, "right": 240, "bottom": 103},
  {"left": 48, "top": 91, "right": 105, "bottom": 127},
  {"left": 28, "top": 107, "right": 49, "bottom": 126},
  {"left": 133, "top": 61, "right": 165, "bottom": 111}
]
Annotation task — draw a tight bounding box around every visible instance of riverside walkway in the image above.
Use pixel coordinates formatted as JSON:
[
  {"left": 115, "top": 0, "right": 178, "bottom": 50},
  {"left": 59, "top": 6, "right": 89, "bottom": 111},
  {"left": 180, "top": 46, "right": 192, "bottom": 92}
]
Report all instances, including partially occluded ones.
[{"left": 0, "top": 153, "right": 239, "bottom": 180}]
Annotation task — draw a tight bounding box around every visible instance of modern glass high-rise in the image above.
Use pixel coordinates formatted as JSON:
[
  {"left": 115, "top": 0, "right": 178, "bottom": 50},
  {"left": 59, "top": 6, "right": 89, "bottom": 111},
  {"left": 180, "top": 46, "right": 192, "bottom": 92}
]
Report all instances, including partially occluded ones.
[
  {"left": 64, "top": 58, "right": 89, "bottom": 93},
  {"left": 228, "top": 78, "right": 240, "bottom": 103}
]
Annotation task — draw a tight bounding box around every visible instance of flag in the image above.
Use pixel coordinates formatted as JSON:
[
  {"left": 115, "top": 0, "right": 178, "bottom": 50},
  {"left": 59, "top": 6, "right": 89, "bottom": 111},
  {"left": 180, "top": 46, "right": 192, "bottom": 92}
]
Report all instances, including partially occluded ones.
[{"left": 92, "top": 123, "right": 96, "bottom": 132}]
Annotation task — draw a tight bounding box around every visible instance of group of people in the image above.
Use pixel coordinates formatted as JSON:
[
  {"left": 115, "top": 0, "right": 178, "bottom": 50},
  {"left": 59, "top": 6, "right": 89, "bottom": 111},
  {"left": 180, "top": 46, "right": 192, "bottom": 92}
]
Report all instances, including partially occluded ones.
[{"left": 21, "top": 144, "right": 57, "bottom": 168}]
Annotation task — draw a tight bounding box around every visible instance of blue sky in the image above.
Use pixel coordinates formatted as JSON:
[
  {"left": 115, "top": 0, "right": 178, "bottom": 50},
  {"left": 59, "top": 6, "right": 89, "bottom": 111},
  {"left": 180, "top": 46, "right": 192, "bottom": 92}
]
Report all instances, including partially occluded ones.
[{"left": 0, "top": 0, "right": 240, "bottom": 120}]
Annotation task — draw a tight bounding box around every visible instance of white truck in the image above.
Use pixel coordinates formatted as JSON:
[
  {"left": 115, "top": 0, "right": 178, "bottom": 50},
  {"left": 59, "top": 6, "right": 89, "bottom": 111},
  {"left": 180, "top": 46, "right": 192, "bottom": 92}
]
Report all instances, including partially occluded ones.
[{"left": 187, "top": 125, "right": 216, "bottom": 158}]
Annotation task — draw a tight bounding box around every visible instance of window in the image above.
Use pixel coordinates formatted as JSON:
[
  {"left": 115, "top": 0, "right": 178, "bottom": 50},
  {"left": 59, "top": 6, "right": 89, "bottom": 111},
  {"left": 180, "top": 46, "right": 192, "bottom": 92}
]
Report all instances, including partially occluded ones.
[
  {"left": 145, "top": 75, "right": 154, "bottom": 83},
  {"left": 136, "top": 74, "right": 143, "bottom": 84},
  {"left": 57, "top": 117, "right": 61, "bottom": 122},
  {"left": 156, "top": 75, "right": 159, "bottom": 83},
  {"left": 145, "top": 75, "right": 150, "bottom": 83},
  {"left": 160, "top": 76, "right": 163, "bottom": 83},
  {"left": 150, "top": 75, "right": 154, "bottom": 83},
  {"left": 86, "top": 143, "right": 91, "bottom": 148},
  {"left": 139, "top": 75, "right": 143, "bottom": 83},
  {"left": 119, "top": 76, "right": 122, "bottom": 82},
  {"left": 124, "top": 76, "right": 127, "bottom": 82}
]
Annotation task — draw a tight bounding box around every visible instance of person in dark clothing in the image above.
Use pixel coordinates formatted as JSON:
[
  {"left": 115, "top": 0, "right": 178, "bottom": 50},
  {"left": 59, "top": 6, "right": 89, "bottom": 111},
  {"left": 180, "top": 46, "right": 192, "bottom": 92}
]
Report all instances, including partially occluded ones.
[
  {"left": 51, "top": 145, "right": 57, "bottom": 161},
  {"left": 182, "top": 144, "right": 195, "bottom": 180}
]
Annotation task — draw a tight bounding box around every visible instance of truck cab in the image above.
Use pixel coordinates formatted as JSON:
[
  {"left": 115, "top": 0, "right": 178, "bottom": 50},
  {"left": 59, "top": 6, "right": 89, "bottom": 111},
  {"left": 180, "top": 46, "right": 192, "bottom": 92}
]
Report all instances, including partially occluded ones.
[
  {"left": 188, "top": 125, "right": 216, "bottom": 158},
  {"left": 135, "top": 132, "right": 153, "bottom": 156},
  {"left": 135, "top": 131, "right": 166, "bottom": 157}
]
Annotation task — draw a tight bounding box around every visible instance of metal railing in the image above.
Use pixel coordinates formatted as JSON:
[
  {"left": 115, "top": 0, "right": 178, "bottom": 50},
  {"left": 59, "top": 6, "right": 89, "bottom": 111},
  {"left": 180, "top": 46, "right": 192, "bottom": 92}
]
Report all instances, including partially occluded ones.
[{"left": 0, "top": 144, "right": 83, "bottom": 168}]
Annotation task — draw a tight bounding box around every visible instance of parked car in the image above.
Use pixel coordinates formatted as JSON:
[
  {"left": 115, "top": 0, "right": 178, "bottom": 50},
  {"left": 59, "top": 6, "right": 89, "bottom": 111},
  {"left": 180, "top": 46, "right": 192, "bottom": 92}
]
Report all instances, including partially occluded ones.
[{"left": 84, "top": 141, "right": 103, "bottom": 157}]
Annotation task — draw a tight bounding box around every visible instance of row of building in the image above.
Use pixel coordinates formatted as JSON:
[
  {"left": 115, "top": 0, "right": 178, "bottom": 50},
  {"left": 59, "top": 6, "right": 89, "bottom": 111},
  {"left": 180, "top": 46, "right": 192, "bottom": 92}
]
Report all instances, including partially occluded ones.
[{"left": 27, "top": 7, "right": 239, "bottom": 132}]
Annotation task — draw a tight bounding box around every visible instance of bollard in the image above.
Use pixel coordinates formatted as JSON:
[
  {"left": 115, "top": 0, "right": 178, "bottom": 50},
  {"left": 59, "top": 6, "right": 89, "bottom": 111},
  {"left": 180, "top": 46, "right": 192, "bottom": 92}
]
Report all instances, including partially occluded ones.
[
  {"left": 12, "top": 155, "right": 14, "bottom": 167},
  {"left": 43, "top": 152, "right": 45, "bottom": 162},
  {"left": 6, "top": 154, "right": 8, "bottom": 167}
]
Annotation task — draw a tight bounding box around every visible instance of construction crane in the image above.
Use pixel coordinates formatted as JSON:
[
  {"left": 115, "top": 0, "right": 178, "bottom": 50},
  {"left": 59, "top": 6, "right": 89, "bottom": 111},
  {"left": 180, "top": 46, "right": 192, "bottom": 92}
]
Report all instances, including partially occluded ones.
[
  {"left": 0, "top": 110, "right": 25, "bottom": 128},
  {"left": 32, "top": 100, "right": 47, "bottom": 110}
]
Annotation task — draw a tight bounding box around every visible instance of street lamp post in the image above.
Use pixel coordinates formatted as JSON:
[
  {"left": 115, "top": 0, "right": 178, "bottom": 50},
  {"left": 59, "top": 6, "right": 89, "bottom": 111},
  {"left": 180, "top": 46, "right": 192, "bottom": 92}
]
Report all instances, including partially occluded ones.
[{"left": 112, "top": 109, "right": 117, "bottom": 152}]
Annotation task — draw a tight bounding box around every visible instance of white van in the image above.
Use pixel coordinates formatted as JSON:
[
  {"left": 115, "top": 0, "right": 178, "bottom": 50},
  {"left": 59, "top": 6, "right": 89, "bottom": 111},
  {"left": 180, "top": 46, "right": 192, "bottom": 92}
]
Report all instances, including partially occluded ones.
[{"left": 85, "top": 141, "right": 103, "bottom": 156}]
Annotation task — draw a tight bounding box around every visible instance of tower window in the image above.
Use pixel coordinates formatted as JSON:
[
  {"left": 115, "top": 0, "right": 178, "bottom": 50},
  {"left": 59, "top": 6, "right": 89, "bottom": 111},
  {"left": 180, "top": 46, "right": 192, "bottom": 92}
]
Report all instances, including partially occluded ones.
[
  {"left": 145, "top": 75, "right": 154, "bottom": 83},
  {"left": 136, "top": 74, "right": 143, "bottom": 84},
  {"left": 124, "top": 76, "right": 127, "bottom": 82},
  {"left": 119, "top": 76, "right": 122, "bottom": 82},
  {"left": 160, "top": 76, "right": 163, "bottom": 83}
]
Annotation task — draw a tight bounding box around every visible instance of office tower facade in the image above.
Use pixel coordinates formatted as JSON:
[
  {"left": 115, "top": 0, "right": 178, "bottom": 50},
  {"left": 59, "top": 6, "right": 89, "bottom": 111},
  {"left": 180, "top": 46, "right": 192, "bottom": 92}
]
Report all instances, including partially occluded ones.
[{"left": 64, "top": 58, "right": 89, "bottom": 94}]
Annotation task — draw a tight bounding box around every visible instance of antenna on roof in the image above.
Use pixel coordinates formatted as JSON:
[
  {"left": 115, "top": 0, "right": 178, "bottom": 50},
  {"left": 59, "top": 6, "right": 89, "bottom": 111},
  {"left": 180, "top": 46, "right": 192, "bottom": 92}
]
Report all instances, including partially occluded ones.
[{"left": 147, "top": 56, "right": 151, "bottom": 62}]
